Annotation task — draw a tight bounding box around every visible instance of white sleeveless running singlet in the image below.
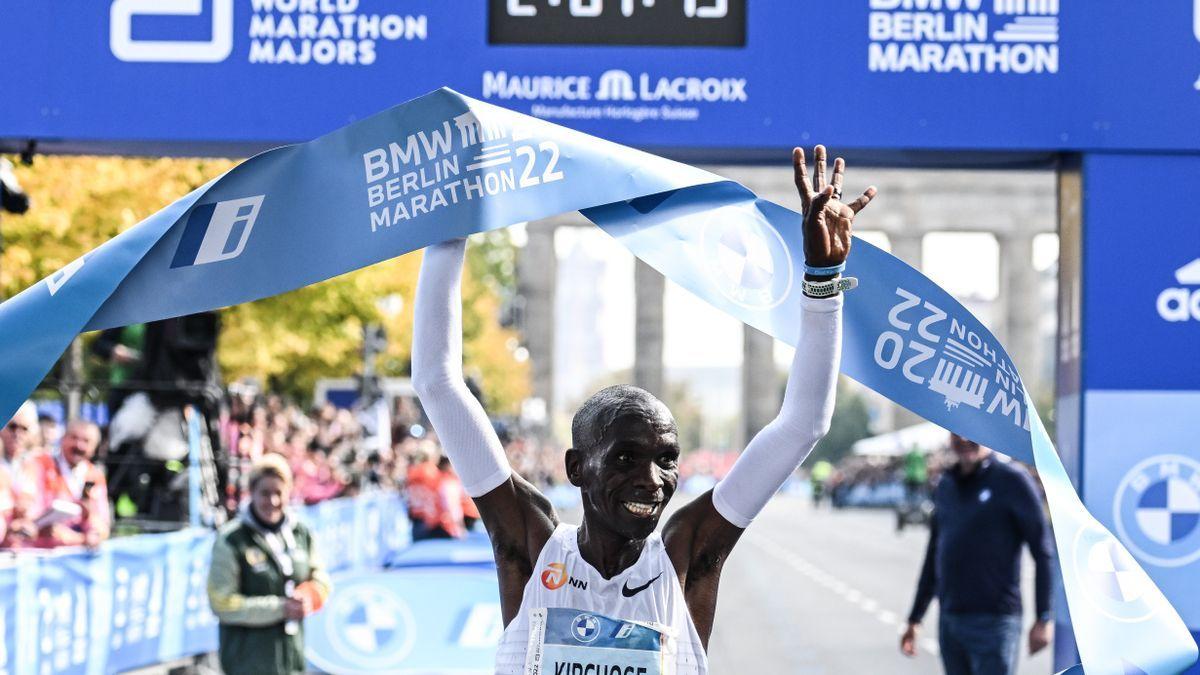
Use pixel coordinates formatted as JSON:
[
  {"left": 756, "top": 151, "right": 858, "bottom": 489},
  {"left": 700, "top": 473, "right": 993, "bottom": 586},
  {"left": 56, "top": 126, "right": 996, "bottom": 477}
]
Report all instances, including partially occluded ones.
[{"left": 495, "top": 523, "right": 708, "bottom": 674}]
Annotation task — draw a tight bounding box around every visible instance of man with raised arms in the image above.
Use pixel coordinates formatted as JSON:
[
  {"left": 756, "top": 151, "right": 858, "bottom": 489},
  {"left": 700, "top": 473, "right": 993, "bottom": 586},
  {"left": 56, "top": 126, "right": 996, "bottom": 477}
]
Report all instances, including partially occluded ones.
[{"left": 412, "top": 147, "right": 876, "bottom": 674}]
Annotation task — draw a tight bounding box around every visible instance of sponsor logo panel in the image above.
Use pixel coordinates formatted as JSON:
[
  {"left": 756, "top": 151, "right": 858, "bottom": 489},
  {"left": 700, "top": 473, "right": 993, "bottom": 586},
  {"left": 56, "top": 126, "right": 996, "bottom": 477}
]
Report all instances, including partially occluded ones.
[
  {"left": 1082, "top": 391, "right": 1200, "bottom": 627},
  {"left": 481, "top": 68, "right": 748, "bottom": 124},
  {"left": 1115, "top": 455, "right": 1200, "bottom": 568},
  {"left": 170, "top": 195, "right": 265, "bottom": 268},
  {"left": 322, "top": 584, "right": 418, "bottom": 668},
  {"left": 110, "top": 0, "right": 426, "bottom": 66},
  {"left": 867, "top": 0, "right": 1059, "bottom": 75},
  {"left": 1156, "top": 258, "right": 1200, "bottom": 322}
]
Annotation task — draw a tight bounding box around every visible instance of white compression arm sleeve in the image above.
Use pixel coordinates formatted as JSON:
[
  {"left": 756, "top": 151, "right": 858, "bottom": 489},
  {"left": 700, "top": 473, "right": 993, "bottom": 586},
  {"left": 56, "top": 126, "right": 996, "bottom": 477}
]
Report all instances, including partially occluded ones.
[
  {"left": 411, "top": 239, "right": 512, "bottom": 497},
  {"left": 711, "top": 294, "right": 843, "bottom": 528}
]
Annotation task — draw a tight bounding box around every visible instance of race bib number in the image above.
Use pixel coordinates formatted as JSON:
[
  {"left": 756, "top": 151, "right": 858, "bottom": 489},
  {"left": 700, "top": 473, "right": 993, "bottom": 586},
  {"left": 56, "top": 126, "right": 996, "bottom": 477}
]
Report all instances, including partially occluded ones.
[{"left": 525, "top": 608, "right": 669, "bottom": 675}]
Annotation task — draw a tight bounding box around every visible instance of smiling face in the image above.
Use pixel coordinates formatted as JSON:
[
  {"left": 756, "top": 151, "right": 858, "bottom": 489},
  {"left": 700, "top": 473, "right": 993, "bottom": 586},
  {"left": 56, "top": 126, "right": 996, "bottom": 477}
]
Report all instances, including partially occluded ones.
[
  {"left": 60, "top": 421, "right": 100, "bottom": 468},
  {"left": 567, "top": 387, "right": 680, "bottom": 541},
  {"left": 251, "top": 474, "right": 289, "bottom": 527}
]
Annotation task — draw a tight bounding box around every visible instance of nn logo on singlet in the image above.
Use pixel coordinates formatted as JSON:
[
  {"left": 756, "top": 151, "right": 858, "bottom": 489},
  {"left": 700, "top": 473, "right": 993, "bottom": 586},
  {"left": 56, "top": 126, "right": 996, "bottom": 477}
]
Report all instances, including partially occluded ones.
[{"left": 540, "top": 562, "right": 588, "bottom": 591}]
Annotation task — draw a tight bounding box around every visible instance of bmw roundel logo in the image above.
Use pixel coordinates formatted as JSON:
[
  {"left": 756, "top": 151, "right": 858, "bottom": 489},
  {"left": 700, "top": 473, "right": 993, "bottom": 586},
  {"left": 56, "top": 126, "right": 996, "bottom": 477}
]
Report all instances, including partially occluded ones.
[
  {"left": 1071, "top": 523, "right": 1156, "bottom": 623},
  {"left": 1114, "top": 454, "right": 1200, "bottom": 568},
  {"left": 324, "top": 585, "right": 417, "bottom": 668},
  {"left": 571, "top": 613, "right": 601, "bottom": 644},
  {"left": 701, "top": 204, "right": 794, "bottom": 311}
]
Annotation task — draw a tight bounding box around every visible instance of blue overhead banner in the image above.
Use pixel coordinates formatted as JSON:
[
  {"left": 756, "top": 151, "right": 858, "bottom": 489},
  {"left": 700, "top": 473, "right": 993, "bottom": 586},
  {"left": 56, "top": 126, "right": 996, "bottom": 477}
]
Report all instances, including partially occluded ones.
[
  {"left": 0, "top": 87, "right": 1194, "bottom": 673},
  {"left": 1081, "top": 154, "right": 1200, "bottom": 392},
  {"left": 3, "top": 1, "right": 1200, "bottom": 154}
]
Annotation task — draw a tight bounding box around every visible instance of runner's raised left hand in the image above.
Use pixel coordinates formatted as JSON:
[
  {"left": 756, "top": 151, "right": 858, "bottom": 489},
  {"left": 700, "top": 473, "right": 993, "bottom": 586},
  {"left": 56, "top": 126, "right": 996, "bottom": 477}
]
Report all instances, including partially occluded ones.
[{"left": 792, "top": 145, "right": 876, "bottom": 269}]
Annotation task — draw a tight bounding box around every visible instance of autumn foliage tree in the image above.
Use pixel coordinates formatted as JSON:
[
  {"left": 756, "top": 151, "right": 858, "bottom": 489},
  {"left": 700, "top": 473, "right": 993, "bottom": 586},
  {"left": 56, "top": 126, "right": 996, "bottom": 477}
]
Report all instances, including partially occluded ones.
[{"left": 1, "top": 155, "right": 529, "bottom": 413}]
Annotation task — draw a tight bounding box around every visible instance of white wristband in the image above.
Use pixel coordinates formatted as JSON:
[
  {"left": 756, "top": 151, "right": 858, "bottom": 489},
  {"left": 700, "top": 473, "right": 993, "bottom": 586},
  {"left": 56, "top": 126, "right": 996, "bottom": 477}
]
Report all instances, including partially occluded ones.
[{"left": 802, "top": 275, "right": 858, "bottom": 298}]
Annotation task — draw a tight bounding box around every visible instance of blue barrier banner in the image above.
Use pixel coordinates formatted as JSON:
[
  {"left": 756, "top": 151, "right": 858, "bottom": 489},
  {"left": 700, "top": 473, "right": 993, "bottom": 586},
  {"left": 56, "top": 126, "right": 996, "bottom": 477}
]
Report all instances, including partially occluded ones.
[
  {"left": 0, "top": 493, "right": 409, "bottom": 675},
  {"left": 159, "top": 529, "right": 219, "bottom": 662},
  {"left": 306, "top": 498, "right": 357, "bottom": 573},
  {"left": 180, "top": 530, "right": 221, "bottom": 657},
  {"left": 29, "top": 552, "right": 97, "bottom": 675},
  {"left": 107, "top": 535, "right": 170, "bottom": 668},
  {"left": 304, "top": 493, "right": 411, "bottom": 574},
  {"left": 0, "top": 562, "right": 15, "bottom": 674},
  {"left": 386, "top": 530, "right": 495, "bottom": 569},
  {"left": 305, "top": 567, "right": 501, "bottom": 675},
  {"left": 352, "top": 489, "right": 413, "bottom": 569},
  {"left": 353, "top": 492, "right": 385, "bottom": 569},
  {"left": 382, "top": 494, "right": 413, "bottom": 558},
  {"left": 0, "top": 88, "right": 1194, "bottom": 674}
]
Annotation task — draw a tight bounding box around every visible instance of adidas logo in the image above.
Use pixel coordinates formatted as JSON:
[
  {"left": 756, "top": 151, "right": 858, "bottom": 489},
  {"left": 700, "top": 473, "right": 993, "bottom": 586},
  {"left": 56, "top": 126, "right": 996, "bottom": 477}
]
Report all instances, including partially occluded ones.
[{"left": 1156, "top": 258, "right": 1200, "bottom": 321}]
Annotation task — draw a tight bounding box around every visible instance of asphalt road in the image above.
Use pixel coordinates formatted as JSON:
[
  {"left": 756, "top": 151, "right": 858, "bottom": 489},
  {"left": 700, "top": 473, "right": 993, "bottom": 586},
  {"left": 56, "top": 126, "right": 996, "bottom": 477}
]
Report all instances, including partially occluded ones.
[{"left": 703, "top": 495, "right": 1054, "bottom": 674}]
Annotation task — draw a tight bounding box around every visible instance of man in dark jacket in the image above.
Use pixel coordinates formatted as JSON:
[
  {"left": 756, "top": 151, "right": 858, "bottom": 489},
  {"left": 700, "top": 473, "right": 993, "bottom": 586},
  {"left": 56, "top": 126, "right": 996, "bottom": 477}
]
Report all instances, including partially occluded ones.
[
  {"left": 208, "top": 455, "right": 331, "bottom": 674},
  {"left": 900, "top": 433, "right": 1054, "bottom": 675}
]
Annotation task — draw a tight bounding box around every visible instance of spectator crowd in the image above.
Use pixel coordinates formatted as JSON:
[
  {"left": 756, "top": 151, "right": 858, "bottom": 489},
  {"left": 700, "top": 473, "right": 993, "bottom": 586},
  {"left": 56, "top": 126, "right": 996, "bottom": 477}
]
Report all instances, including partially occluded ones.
[
  {"left": 0, "top": 401, "right": 109, "bottom": 549},
  {"left": 1, "top": 380, "right": 567, "bottom": 552},
  {"left": 224, "top": 385, "right": 563, "bottom": 541},
  {"left": 812, "top": 452, "right": 949, "bottom": 509}
]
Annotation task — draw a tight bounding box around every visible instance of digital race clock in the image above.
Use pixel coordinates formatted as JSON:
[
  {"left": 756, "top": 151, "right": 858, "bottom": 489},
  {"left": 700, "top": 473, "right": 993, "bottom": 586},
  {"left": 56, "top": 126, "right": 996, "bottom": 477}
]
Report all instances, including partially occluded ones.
[{"left": 488, "top": 0, "right": 746, "bottom": 47}]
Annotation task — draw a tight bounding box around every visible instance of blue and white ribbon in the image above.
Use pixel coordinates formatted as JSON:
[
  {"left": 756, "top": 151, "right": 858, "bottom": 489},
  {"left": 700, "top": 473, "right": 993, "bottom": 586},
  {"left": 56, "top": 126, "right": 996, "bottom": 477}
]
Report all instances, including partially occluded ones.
[{"left": 0, "top": 89, "right": 1194, "bottom": 675}]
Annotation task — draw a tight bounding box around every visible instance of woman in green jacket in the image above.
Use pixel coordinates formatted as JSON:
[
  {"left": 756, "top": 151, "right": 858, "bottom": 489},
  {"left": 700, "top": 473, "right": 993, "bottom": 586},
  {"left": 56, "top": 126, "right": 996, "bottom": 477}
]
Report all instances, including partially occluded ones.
[{"left": 208, "top": 454, "right": 331, "bottom": 675}]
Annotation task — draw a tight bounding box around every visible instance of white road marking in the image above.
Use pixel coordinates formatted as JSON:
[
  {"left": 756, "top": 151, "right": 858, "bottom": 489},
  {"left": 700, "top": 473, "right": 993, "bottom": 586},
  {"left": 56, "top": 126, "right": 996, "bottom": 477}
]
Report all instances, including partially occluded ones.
[{"left": 747, "top": 534, "right": 940, "bottom": 657}]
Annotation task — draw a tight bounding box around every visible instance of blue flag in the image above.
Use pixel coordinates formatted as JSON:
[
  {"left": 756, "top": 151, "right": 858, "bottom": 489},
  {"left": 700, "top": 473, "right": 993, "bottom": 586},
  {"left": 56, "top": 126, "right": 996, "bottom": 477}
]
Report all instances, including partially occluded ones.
[{"left": 0, "top": 88, "right": 1194, "bottom": 674}]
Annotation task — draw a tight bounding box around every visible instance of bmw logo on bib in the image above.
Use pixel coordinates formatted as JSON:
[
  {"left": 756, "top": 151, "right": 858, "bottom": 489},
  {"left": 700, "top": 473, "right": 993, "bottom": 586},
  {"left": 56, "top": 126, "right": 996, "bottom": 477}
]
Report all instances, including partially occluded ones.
[
  {"left": 702, "top": 204, "right": 794, "bottom": 311},
  {"left": 1072, "top": 523, "right": 1156, "bottom": 623},
  {"left": 1114, "top": 454, "right": 1200, "bottom": 568},
  {"left": 571, "top": 613, "right": 601, "bottom": 644}
]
